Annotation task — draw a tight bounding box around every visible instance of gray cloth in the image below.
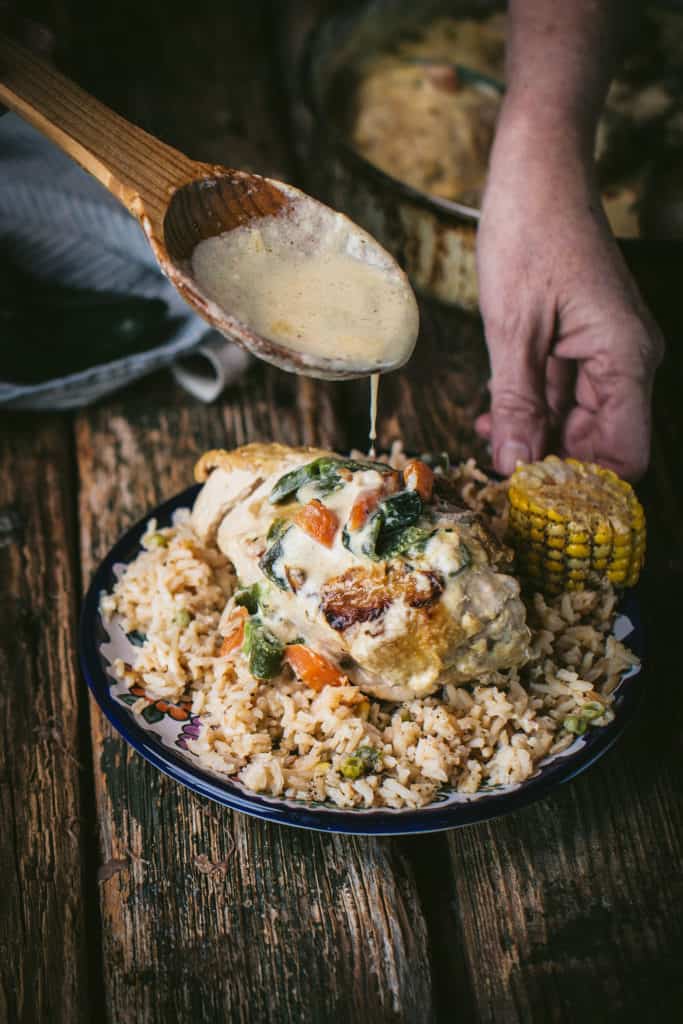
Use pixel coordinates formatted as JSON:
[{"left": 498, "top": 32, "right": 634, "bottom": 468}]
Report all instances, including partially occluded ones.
[{"left": 0, "top": 114, "right": 249, "bottom": 409}]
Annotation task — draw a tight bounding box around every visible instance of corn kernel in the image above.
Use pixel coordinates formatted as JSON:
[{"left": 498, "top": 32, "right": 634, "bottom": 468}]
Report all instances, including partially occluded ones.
[
  {"left": 566, "top": 543, "right": 590, "bottom": 558},
  {"left": 545, "top": 549, "right": 564, "bottom": 563},
  {"left": 544, "top": 561, "right": 564, "bottom": 575}
]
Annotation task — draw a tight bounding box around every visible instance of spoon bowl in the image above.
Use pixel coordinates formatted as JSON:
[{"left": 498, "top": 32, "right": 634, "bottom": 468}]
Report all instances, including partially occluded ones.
[
  {"left": 0, "top": 35, "right": 418, "bottom": 380},
  {"left": 161, "top": 172, "right": 416, "bottom": 379}
]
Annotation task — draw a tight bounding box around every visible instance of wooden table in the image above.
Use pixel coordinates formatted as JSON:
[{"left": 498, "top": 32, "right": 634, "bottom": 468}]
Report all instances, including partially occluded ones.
[{"left": 2, "top": 3, "right": 682, "bottom": 1021}]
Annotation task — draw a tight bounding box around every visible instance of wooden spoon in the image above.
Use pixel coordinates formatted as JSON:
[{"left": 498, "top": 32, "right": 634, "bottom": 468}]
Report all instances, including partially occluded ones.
[{"left": 0, "top": 34, "right": 417, "bottom": 380}]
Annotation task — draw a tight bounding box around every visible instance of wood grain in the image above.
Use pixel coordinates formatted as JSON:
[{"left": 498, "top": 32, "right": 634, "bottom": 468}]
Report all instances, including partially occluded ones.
[
  {"left": 0, "top": 415, "right": 92, "bottom": 1022},
  {"left": 75, "top": 372, "right": 435, "bottom": 1024}
]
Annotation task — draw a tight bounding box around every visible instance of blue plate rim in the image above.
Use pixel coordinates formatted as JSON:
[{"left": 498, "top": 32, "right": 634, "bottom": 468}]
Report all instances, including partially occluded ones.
[{"left": 79, "top": 484, "right": 646, "bottom": 835}]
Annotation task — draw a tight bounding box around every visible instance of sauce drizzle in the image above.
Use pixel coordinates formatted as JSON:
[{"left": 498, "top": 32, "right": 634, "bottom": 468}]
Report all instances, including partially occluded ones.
[{"left": 368, "top": 373, "right": 380, "bottom": 458}]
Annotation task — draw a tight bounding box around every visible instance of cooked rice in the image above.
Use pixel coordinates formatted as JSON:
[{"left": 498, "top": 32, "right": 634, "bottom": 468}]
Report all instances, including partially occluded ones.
[{"left": 100, "top": 454, "right": 640, "bottom": 810}]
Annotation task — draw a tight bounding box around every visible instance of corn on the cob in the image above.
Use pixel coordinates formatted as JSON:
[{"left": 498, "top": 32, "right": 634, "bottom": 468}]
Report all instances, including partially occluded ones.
[{"left": 506, "top": 456, "right": 646, "bottom": 595}]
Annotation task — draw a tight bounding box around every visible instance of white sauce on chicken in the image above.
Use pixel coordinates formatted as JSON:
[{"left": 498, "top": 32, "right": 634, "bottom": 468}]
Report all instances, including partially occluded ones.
[{"left": 202, "top": 446, "right": 530, "bottom": 700}]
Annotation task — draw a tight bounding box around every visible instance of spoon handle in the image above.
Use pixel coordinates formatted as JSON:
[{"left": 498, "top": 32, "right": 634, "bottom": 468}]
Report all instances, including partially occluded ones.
[{"left": 0, "top": 34, "right": 200, "bottom": 234}]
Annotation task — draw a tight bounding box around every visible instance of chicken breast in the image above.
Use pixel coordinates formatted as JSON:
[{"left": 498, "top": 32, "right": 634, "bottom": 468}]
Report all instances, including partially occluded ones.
[{"left": 192, "top": 444, "right": 530, "bottom": 700}]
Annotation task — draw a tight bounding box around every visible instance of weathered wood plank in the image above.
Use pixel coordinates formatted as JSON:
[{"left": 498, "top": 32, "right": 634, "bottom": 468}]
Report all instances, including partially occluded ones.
[
  {"left": 0, "top": 415, "right": 92, "bottom": 1022},
  {"left": 446, "top": 732, "right": 683, "bottom": 1021},
  {"left": 76, "top": 372, "right": 435, "bottom": 1023}
]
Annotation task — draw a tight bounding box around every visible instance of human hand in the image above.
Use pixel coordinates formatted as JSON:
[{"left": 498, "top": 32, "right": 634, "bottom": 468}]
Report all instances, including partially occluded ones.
[{"left": 476, "top": 114, "right": 664, "bottom": 482}]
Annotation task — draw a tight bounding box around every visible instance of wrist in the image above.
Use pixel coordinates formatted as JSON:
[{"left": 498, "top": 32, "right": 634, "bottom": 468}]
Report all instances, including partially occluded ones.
[
  {"left": 486, "top": 98, "right": 598, "bottom": 200},
  {"left": 496, "top": 92, "right": 595, "bottom": 161}
]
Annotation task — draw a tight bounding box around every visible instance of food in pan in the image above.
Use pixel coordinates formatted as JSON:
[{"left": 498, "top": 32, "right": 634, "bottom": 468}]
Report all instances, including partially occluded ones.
[
  {"left": 347, "top": 9, "right": 683, "bottom": 237},
  {"left": 100, "top": 447, "right": 641, "bottom": 810},
  {"left": 351, "top": 57, "right": 500, "bottom": 206}
]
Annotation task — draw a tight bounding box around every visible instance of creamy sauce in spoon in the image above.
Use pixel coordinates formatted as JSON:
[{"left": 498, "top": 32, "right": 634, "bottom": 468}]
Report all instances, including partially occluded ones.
[{"left": 191, "top": 211, "right": 419, "bottom": 377}]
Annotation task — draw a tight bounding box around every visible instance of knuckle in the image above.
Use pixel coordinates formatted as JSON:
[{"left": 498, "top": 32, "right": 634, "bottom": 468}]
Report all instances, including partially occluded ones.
[
  {"left": 490, "top": 386, "right": 547, "bottom": 420},
  {"left": 482, "top": 309, "right": 528, "bottom": 349}
]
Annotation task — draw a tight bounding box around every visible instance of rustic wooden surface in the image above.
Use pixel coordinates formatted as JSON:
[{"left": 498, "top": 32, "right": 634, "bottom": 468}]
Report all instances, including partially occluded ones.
[
  {"left": 0, "top": 417, "right": 92, "bottom": 1022},
  {"left": 2, "top": 1, "right": 683, "bottom": 1022}
]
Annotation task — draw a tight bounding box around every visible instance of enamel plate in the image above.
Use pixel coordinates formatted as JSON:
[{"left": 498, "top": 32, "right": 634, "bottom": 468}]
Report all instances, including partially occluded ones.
[{"left": 80, "top": 485, "right": 645, "bottom": 835}]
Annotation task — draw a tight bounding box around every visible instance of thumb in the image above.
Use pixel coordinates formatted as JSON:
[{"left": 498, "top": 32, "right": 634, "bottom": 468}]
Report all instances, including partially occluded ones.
[
  {"left": 486, "top": 321, "right": 551, "bottom": 476},
  {"left": 491, "top": 388, "right": 548, "bottom": 476}
]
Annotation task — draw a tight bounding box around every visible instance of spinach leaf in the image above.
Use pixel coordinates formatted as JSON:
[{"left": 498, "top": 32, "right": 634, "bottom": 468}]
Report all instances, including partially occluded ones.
[
  {"left": 259, "top": 526, "right": 292, "bottom": 590},
  {"left": 379, "top": 525, "right": 434, "bottom": 559},
  {"left": 379, "top": 490, "right": 423, "bottom": 533},
  {"left": 269, "top": 463, "right": 320, "bottom": 504},
  {"left": 266, "top": 518, "right": 289, "bottom": 543},
  {"left": 342, "top": 511, "right": 385, "bottom": 560},
  {"left": 269, "top": 456, "right": 393, "bottom": 505},
  {"left": 343, "top": 490, "right": 424, "bottom": 561},
  {"left": 234, "top": 583, "right": 264, "bottom": 616}
]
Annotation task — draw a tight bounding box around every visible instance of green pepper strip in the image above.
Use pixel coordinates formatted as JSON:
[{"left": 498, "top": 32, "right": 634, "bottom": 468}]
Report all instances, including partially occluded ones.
[{"left": 243, "top": 619, "right": 284, "bottom": 680}]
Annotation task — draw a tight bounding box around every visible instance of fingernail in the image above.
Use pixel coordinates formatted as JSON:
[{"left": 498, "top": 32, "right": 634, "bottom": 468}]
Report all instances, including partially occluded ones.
[{"left": 498, "top": 441, "right": 531, "bottom": 476}]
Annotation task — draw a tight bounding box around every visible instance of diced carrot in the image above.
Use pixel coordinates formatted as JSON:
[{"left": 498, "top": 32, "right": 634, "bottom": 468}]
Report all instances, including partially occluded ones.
[
  {"left": 348, "top": 490, "right": 380, "bottom": 532},
  {"left": 285, "top": 644, "right": 347, "bottom": 692},
  {"left": 294, "top": 499, "right": 338, "bottom": 548},
  {"left": 403, "top": 459, "right": 434, "bottom": 502},
  {"left": 219, "top": 607, "right": 248, "bottom": 657}
]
